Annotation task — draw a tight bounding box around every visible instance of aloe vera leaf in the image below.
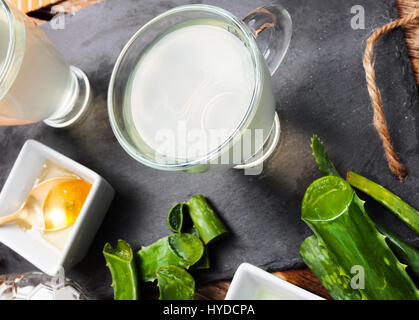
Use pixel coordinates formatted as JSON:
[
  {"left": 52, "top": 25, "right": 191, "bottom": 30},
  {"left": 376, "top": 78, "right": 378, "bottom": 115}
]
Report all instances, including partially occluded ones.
[
  {"left": 311, "top": 136, "right": 419, "bottom": 273},
  {"left": 300, "top": 236, "right": 361, "bottom": 300},
  {"left": 187, "top": 195, "right": 228, "bottom": 244},
  {"left": 136, "top": 233, "right": 203, "bottom": 282},
  {"left": 186, "top": 226, "right": 200, "bottom": 238},
  {"left": 369, "top": 215, "right": 419, "bottom": 280},
  {"left": 302, "top": 176, "right": 419, "bottom": 300},
  {"left": 168, "top": 232, "right": 204, "bottom": 263},
  {"left": 193, "top": 246, "right": 210, "bottom": 270},
  {"left": 308, "top": 136, "right": 371, "bottom": 298},
  {"left": 311, "top": 135, "right": 340, "bottom": 177},
  {"left": 167, "top": 203, "right": 184, "bottom": 233},
  {"left": 136, "top": 236, "right": 180, "bottom": 282},
  {"left": 157, "top": 265, "right": 195, "bottom": 300},
  {"left": 167, "top": 202, "right": 211, "bottom": 269},
  {"left": 103, "top": 240, "right": 139, "bottom": 300},
  {"left": 347, "top": 171, "right": 419, "bottom": 235},
  {"left": 184, "top": 226, "right": 210, "bottom": 270}
]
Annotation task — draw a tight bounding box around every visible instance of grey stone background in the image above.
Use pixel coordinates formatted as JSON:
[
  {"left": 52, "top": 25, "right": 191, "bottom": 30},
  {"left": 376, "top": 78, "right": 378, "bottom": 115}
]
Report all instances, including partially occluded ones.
[{"left": 0, "top": 0, "right": 418, "bottom": 299}]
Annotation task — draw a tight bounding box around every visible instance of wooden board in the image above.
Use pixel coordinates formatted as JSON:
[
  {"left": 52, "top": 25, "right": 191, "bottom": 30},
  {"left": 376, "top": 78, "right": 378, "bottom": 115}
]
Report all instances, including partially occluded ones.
[{"left": 7, "top": 0, "right": 59, "bottom": 13}]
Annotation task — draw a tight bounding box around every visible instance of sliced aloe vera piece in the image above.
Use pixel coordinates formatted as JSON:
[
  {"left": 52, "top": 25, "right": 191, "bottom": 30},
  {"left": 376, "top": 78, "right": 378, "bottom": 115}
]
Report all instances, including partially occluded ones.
[
  {"left": 187, "top": 195, "right": 228, "bottom": 244},
  {"left": 168, "top": 233, "right": 204, "bottom": 264},
  {"left": 136, "top": 233, "right": 203, "bottom": 282},
  {"left": 157, "top": 265, "right": 195, "bottom": 300},
  {"left": 302, "top": 176, "right": 419, "bottom": 300},
  {"left": 103, "top": 240, "right": 139, "bottom": 300},
  {"left": 193, "top": 246, "right": 210, "bottom": 270},
  {"left": 300, "top": 236, "right": 361, "bottom": 300},
  {"left": 167, "top": 202, "right": 211, "bottom": 269},
  {"left": 167, "top": 203, "right": 185, "bottom": 233},
  {"left": 347, "top": 171, "right": 419, "bottom": 235},
  {"left": 186, "top": 226, "right": 200, "bottom": 238},
  {"left": 186, "top": 227, "right": 210, "bottom": 269}
]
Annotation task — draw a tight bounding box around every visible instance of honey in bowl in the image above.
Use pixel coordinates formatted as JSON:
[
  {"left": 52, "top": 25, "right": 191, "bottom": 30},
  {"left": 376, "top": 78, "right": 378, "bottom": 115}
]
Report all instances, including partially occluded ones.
[
  {"left": 43, "top": 180, "right": 91, "bottom": 231},
  {"left": 0, "top": 161, "right": 91, "bottom": 251},
  {"left": 37, "top": 161, "right": 91, "bottom": 250}
]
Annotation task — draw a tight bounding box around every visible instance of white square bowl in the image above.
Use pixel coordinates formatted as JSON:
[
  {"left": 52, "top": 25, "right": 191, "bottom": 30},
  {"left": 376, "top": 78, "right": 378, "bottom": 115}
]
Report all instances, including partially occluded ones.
[
  {"left": 225, "top": 263, "right": 325, "bottom": 300},
  {"left": 0, "top": 140, "right": 115, "bottom": 276}
]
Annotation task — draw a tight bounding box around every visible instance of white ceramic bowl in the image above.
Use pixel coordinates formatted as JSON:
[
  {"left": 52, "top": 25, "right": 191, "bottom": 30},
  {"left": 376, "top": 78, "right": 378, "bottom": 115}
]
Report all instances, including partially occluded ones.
[
  {"left": 0, "top": 140, "right": 115, "bottom": 275},
  {"left": 225, "top": 263, "right": 324, "bottom": 300}
]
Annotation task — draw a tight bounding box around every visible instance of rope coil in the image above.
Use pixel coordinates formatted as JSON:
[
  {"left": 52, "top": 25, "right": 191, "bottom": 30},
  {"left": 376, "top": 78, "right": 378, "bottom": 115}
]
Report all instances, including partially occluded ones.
[{"left": 363, "top": 9, "right": 419, "bottom": 181}]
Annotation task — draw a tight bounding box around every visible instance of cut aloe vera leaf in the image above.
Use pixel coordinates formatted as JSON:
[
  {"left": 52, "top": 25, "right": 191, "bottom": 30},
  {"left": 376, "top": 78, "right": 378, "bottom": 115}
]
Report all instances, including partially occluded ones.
[
  {"left": 168, "top": 233, "right": 204, "bottom": 263},
  {"left": 136, "top": 236, "right": 180, "bottom": 282},
  {"left": 311, "top": 136, "right": 419, "bottom": 274},
  {"left": 103, "top": 240, "right": 139, "bottom": 300},
  {"left": 136, "top": 233, "right": 203, "bottom": 282},
  {"left": 187, "top": 195, "right": 228, "bottom": 245},
  {"left": 192, "top": 246, "right": 210, "bottom": 270},
  {"left": 369, "top": 215, "right": 419, "bottom": 280},
  {"left": 167, "top": 203, "right": 184, "bottom": 233},
  {"left": 302, "top": 176, "right": 419, "bottom": 299},
  {"left": 300, "top": 236, "right": 361, "bottom": 300},
  {"left": 186, "top": 226, "right": 200, "bottom": 238},
  {"left": 186, "top": 227, "right": 210, "bottom": 270},
  {"left": 347, "top": 171, "right": 419, "bottom": 235},
  {"left": 311, "top": 135, "right": 340, "bottom": 177},
  {"left": 157, "top": 265, "right": 195, "bottom": 300}
]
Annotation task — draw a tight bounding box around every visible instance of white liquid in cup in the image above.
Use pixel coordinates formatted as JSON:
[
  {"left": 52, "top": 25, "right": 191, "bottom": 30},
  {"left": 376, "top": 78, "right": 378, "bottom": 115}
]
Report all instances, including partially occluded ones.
[
  {"left": 124, "top": 21, "right": 276, "bottom": 166},
  {"left": 0, "top": 8, "right": 74, "bottom": 125}
]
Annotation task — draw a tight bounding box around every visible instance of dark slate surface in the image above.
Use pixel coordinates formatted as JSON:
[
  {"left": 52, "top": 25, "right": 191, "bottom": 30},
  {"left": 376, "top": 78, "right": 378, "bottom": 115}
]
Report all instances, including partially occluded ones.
[{"left": 0, "top": 0, "right": 418, "bottom": 299}]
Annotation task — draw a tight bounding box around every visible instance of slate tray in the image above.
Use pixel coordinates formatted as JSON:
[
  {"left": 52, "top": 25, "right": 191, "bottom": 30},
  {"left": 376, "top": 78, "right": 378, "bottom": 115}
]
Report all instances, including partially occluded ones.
[{"left": 0, "top": 0, "right": 418, "bottom": 299}]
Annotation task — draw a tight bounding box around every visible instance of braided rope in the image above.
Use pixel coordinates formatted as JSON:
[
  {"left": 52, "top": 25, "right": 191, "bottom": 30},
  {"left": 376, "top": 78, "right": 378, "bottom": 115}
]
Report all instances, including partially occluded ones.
[{"left": 363, "top": 9, "right": 419, "bottom": 181}]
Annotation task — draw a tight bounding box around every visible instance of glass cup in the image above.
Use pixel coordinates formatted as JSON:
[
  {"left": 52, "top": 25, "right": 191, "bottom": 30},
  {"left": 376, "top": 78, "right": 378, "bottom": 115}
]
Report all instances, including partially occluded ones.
[
  {"left": 0, "top": 269, "right": 89, "bottom": 300},
  {"left": 108, "top": 4, "right": 292, "bottom": 172},
  {"left": 0, "top": 1, "right": 91, "bottom": 128}
]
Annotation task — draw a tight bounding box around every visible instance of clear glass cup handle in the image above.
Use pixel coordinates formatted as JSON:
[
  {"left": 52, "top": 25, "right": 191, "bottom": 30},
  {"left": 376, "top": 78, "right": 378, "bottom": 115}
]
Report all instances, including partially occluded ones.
[
  {"left": 233, "top": 4, "right": 291, "bottom": 171},
  {"left": 243, "top": 4, "right": 292, "bottom": 76}
]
